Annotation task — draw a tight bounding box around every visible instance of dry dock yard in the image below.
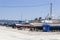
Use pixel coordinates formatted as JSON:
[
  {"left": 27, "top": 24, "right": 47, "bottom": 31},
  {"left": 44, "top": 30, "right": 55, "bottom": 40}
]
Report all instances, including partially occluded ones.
[{"left": 0, "top": 26, "right": 60, "bottom": 40}]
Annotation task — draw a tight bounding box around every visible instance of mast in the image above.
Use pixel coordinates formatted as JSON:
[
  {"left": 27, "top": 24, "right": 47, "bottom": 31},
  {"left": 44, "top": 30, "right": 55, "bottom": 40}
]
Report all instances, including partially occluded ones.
[
  {"left": 21, "top": 12, "right": 23, "bottom": 21},
  {"left": 50, "top": 2, "right": 52, "bottom": 20},
  {"left": 45, "top": 2, "right": 52, "bottom": 20}
]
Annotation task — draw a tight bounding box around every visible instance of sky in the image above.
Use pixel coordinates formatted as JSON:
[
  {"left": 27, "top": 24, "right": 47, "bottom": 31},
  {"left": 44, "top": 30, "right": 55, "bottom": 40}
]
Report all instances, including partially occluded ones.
[{"left": 0, "top": 0, "right": 60, "bottom": 20}]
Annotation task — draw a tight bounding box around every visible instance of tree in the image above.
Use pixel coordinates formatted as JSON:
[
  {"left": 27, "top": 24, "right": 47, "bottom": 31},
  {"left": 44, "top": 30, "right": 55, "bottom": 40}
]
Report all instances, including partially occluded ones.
[
  {"left": 39, "top": 17, "right": 42, "bottom": 21},
  {"left": 35, "top": 18, "right": 38, "bottom": 21}
]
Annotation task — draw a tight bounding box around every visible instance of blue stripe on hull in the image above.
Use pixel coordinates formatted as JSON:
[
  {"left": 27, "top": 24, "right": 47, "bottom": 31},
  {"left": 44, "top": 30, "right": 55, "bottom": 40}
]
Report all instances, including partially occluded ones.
[{"left": 32, "top": 26, "right": 60, "bottom": 30}]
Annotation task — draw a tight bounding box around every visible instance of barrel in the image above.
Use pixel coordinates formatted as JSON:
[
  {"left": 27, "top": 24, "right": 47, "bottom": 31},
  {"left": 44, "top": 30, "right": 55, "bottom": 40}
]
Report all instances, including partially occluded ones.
[{"left": 43, "top": 24, "right": 50, "bottom": 32}]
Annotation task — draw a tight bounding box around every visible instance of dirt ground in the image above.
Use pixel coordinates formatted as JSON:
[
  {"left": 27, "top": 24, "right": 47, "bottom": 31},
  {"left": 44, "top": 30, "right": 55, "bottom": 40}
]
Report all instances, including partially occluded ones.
[{"left": 0, "top": 26, "right": 60, "bottom": 40}]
